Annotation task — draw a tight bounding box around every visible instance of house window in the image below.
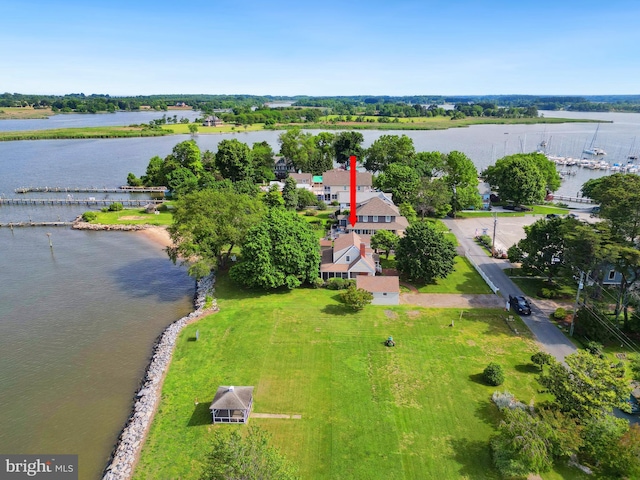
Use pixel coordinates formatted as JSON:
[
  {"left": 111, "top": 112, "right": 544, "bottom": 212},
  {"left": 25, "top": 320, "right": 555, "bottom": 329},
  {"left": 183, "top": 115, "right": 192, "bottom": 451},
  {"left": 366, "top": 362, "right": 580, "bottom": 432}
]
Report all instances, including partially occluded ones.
[
  {"left": 361, "top": 216, "right": 367, "bottom": 222},
  {"left": 324, "top": 186, "right": 330, "bottom": 192},
  {"left": 608, "top": 270, "right": 616, "bottom": 280},
  {"left": 344, "top": 186, "right": 347, "bottom": 190},
  {"left": 331, "top": 194, "right": 337, "bottom": 200},
  {"left": 385, "top": 215, "right": 391, "bottom": 222},
  {"left": 383, "top": 292, "right": 387, "bottom": 296},
  {"left": 357, "top": 186, "right": 362, "bottom": 191},
  {"left": 373, "top": 215, "right": 378, "bottom": 222},
  {"left": 346, "top": 256, "right": 350, "bottom": 262}
]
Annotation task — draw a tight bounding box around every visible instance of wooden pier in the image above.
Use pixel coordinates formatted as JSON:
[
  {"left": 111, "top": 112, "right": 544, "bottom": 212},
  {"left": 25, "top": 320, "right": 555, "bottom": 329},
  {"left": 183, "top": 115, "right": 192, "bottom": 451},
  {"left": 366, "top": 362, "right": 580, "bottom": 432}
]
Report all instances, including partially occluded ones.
[
  {"left": 548, "top": 195, "right": 594, "bottom": 204},
  {"left": 0, "top": 198, "right": 163, "bottom": 206},
  {"left": 14, "top": 186, "right": 167, "bottom": 194},
  {"left": 0, "top": 221, "right": 73, "bottom": 228}
]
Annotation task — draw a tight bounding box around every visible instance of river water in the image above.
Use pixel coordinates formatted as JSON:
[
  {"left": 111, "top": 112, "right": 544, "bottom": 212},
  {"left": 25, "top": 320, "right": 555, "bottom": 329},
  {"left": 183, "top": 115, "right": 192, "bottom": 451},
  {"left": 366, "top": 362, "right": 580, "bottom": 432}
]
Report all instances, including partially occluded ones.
[{"left": 0, "top": 111, "right": 639, "bottom": 479}]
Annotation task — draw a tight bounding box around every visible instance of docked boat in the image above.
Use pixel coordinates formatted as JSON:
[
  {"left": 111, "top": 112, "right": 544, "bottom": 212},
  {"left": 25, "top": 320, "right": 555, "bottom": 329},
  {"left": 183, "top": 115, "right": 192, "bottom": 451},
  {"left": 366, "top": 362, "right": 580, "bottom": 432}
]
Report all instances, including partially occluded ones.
[{"left": 583, "top": 124, "right": 607, "bottom": 156}]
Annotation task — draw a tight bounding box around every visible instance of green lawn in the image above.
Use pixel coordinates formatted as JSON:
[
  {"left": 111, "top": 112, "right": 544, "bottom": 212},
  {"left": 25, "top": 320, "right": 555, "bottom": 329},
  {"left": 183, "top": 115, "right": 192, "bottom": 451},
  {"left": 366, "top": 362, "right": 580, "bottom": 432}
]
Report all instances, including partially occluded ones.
[
  {"left": 507, "top": 274, "right": 577, "bottom": 300},
  {"left": 132, "top": 275, "right": 581, "bottom": 480},
  {"left": 88, "top": 207, "right": 174, "bottom": 226},
  {"left": 414, "top": 256, "right": 493, "bottom": 294}
]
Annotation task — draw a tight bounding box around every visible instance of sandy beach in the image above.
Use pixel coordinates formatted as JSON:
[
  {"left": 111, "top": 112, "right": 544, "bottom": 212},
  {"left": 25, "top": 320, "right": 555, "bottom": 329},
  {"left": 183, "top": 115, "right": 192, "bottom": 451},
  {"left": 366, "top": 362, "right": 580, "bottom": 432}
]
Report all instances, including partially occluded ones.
[{"left": 136, "top": 226, "right": 173, "bottom": 249}]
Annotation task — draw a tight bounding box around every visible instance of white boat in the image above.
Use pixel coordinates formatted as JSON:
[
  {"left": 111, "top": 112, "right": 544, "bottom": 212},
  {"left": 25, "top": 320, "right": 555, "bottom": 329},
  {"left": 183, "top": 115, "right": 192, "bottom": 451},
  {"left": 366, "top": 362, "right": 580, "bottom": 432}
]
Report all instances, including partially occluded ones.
[{"left": 583, "top": 124, "right": 607, "bottom": 156}]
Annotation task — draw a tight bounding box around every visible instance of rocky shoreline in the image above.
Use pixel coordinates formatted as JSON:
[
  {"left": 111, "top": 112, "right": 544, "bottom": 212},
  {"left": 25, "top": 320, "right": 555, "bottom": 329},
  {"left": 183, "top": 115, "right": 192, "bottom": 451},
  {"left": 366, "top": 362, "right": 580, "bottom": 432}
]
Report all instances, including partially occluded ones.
[
  {"left": 101, "top": 274, "right": 218, "bottom": 480},
  {"left": 72, "top": 218, "right": 152, "bottom": 231}
]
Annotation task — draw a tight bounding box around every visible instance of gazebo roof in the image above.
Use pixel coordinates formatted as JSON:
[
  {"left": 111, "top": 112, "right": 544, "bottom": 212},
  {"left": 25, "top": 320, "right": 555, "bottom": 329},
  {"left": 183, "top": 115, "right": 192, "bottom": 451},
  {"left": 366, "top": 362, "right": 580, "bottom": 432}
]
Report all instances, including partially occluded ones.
[{"left": 210, "top": 386, "right": 254, "bottom": 410}]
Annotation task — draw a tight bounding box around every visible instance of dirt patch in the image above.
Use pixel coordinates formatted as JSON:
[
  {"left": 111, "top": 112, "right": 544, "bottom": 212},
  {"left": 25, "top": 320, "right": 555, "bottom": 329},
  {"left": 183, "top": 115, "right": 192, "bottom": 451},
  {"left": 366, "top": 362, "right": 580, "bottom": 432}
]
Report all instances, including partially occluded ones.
[
  {"left": 119, "top": 215, "right": 147, "bottom": 220},
  {"left": 406, "top": 311, "right": 421, "bottom": 318},
  {"left": 467, "top": 340, "right": 476, "bottom": 346},
  {"left": 384, "top": 310, "right": 398, "bottom": 319}
]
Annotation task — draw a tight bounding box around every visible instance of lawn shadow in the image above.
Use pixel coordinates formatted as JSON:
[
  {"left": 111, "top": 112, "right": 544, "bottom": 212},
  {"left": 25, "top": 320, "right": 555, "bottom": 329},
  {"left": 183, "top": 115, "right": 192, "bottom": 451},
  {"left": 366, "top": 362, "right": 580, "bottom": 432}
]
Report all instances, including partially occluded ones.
[
  {"left": 514, "top": 363, "right": 540, "bottom": 374},
  {"left": 187, "top": 402, "right": 211, "bottom": 427},
  {"left": 448, "top": 437, "right": 496, "bottom": 479},
  {"left": 322, "top": 304, "right": 357, "bottom": 316},
  {"left": 475, "top": 398, "right": 499, "bottom": 426},
  {"left": 468, "top": 372, "right": 487, "bottom": 385}
]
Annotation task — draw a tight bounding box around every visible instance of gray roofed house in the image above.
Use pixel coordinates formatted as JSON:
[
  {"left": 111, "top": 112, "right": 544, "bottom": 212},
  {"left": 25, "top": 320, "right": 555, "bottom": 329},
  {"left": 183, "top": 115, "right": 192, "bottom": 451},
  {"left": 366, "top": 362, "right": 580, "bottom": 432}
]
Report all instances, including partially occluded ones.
[
  {"left": 210, "top": 386, "right": 254, "bottom": 423},
  {"left": 320, "top": 168, "right": 373, "bottom": 201},
  {"left": 338, "top": 197, "right": 409, "bottom": 236}
]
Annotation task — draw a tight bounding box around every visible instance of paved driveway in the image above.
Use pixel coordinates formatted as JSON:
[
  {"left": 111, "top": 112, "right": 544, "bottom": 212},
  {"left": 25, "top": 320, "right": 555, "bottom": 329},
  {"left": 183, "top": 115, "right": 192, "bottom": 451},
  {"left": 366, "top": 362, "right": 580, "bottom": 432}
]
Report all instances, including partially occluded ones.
[
  {"left": 401, "top": 293, "right": 504, "bottom": 308},
  {"left": 443, "top": 217, "right": 578, "bottom": 362}
]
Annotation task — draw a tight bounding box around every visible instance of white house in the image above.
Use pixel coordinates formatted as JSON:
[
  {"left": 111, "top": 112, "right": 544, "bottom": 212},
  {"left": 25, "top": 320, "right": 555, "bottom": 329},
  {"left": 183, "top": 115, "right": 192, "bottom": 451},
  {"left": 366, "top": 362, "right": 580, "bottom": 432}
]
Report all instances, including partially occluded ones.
[
  {"left": 356, "top": 276, "right": 400, "bottom": 305},
  {"left": 321, "top": 169, "right": 373, "bottom": 202},
  {"left": 338, "top": 197, "right": 409, "bottom": 236},
  {"left": 320, "top": 232, "right": 380, "bottom": 280}
]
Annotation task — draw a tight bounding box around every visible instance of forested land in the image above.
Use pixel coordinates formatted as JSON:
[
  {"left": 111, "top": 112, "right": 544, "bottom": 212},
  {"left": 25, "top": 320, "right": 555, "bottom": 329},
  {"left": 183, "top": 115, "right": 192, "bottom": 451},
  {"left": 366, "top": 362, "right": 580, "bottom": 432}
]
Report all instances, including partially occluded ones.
[{"left": 3, "top": 93, "right": 640, "bottom": 117}]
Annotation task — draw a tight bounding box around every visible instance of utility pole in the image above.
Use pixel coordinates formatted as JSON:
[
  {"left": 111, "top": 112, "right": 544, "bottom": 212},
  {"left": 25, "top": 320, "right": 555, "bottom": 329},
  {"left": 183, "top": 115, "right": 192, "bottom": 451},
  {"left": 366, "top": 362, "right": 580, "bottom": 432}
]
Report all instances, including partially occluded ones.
[
  {"left": 491, "top": 212, "right": 497, "bottom": 257},
  {"left": 570, "top": 270, "right": 585, "bottom": 336}
]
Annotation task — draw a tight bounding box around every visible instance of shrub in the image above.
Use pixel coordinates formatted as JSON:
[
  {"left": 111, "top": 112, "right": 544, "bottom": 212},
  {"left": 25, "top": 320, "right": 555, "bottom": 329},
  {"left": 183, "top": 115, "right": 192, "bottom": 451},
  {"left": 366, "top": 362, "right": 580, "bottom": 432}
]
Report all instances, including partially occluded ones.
[
  {"left": 310, "top": 277, "right": 325, "bottom": 289},
  {"left": 326, "top": 278, "right": 347, "bottom": 290},
  {"left": 108, "top": 202, "right": 124, "bottom": 211},
  {"left": 483, "top": 362, "right": 505, "bottom": 386},
  {"left": 82, "top": 211, "right": 98, "bottom": 222},
  {"left": 585, "top": 341, "right": 604, "bottom": 357},
  {"left": 304, "top": 209, "right": 318, "bottom": 216},
  {"left": 531, "top": 351, "right": 554, "bottom": 370},
  {"left": 101, "top": 207, "right": 109, "bottom": 212},
  {"left": 317, "top": 201, "right": 327, "bottom": 210},
  {"left": 331, "top": 200, "right": 339, "bottom": 206},
  {"left": 553, "top": 307, "right": 567, "bottom": 320},
  {"left": 539, "top": 288, "right": 558, "bottom": 299},
  {"left": 479, "top": 234, "right": 492, "bottom": 246},
  {"left": 492, "top": 390, "right": 529, "bottom": 411},
  {"left": 340, "top": 285, "right": 373, "bottom": 311}
]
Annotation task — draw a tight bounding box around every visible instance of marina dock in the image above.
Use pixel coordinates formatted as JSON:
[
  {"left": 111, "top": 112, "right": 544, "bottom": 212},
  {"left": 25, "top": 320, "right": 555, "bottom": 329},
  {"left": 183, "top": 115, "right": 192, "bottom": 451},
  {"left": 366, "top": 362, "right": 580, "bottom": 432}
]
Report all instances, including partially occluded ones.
[{"left": 0, "top": 198, "right": 163, "bottom": 206}]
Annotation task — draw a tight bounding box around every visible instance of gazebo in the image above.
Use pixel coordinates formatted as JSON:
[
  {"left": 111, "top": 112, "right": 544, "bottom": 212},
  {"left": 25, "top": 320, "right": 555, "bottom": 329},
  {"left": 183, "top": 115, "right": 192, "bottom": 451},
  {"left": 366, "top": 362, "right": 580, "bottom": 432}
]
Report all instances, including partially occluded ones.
[{"left": 209, "top": 386, "right": 254, "bottom": 424}]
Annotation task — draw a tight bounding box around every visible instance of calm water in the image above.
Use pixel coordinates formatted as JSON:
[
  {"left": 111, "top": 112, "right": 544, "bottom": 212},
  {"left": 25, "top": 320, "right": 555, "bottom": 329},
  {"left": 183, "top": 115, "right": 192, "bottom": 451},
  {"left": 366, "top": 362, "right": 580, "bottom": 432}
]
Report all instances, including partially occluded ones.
[
  {"left": 0, "top": 111, "right": 639, "bottom": 479},
  {"left": 0, "top": 110, "right": 202, "bottom": 132}
]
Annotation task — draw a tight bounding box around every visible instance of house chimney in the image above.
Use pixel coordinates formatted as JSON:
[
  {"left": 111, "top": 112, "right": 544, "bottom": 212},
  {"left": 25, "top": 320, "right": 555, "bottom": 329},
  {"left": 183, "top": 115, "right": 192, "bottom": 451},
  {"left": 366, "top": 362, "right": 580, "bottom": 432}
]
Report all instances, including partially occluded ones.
[{"left": 360, "top": 243, "right": 366, "bottom": 259}]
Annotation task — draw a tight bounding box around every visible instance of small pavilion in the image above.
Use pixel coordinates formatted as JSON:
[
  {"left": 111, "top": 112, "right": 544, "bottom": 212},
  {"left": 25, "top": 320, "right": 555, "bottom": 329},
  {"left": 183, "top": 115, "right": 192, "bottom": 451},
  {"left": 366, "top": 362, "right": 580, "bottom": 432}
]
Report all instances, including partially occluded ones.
[{"left": 209, "top": 386, "right": 254, "bottom": 424}]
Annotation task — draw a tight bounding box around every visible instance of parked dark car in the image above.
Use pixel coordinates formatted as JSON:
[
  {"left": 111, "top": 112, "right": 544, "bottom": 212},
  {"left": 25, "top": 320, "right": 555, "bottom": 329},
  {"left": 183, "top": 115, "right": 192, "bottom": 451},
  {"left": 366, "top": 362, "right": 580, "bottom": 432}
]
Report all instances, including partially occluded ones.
[
  {"left": 509, "top": 295, "right": 531, "bottom": 315},
  {"left": 546, "top": 213, "right": 560, "bottom": 219}
]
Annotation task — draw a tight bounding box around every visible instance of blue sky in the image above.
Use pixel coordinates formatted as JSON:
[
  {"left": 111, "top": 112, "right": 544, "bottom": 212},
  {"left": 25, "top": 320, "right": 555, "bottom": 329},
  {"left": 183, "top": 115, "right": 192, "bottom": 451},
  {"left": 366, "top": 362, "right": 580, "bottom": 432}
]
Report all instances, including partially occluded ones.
[{"left": 2, "top": 0, "right": 639, "bottom": 96}]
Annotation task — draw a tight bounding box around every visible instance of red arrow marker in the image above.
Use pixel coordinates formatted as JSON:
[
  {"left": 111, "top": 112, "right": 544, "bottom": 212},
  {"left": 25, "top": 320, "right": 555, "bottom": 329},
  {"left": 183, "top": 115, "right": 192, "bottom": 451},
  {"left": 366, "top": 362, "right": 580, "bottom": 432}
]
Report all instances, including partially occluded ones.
[{"left": 349, "top": 155, "right": 357, "bottom": 227}]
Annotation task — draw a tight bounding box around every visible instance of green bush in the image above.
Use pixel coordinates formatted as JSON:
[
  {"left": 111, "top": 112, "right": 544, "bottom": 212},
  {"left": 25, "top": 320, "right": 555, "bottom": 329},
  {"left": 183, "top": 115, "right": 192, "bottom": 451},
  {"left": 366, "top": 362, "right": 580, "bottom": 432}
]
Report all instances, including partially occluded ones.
[
  {"left": 304, "top": 209, "right": 318, "bottom": 216},
  {"left": 310, "top": 277, "right": 325, "bottom": 289},
  {"left": 331, "top": 200, "right": 339, "bottom": 206},
  {"left": 108, "top": 202, "right": 124, "bottom": 211},
  {"left": 585, "top": 341, "right": 604, "bottom": 357},
  {"left": 317, "top": 201, "right": 327, "bottom": 210},
  {"left": 326, "top": 278, "right": 355, "bottom": 290},
  {"left": 531, "top": 351, "right": 554, "bottom": 370},
  {"left": 483, "top": 362, "right": 505, "bottom": 386},
  {"left": 82, "top": 211, "right": 98, "bottom": 222},
  {"left": 553, "top": 307, "right": 567, "bottom": 320},
  {"left": 539, "top": 288, "right": 558, "bottom": 299}
]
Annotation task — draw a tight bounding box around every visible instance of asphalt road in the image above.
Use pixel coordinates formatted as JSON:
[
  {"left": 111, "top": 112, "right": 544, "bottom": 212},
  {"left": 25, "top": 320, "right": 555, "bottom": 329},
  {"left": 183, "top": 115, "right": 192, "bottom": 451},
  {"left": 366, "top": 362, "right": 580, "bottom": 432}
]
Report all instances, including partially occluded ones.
[{"left": 443, "top": 217, "right": 577, "bottom": 362}]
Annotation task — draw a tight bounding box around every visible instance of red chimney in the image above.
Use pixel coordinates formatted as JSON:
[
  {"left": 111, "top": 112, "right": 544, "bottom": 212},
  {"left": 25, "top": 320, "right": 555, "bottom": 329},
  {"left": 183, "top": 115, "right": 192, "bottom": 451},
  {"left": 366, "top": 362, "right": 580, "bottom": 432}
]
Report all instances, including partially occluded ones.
[{"left": 360, "top": 242, "right": 366, "bottom": 259}]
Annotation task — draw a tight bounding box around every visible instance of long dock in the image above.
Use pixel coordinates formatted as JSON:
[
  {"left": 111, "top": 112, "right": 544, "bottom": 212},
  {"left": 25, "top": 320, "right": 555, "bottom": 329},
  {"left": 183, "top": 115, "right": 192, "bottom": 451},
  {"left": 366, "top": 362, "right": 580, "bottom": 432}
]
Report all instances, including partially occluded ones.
[
  {"left": 0, "top": 221, "right": 73, "bottom": 228},
  {"left": 0, "top": 198, "right": 163, "bottom": 206},
  {"left": 549, "top": 195, "right": 594, "bottom": 204},
  {"left": 14, "top": 186, "right": 167, "bottom": 194}
]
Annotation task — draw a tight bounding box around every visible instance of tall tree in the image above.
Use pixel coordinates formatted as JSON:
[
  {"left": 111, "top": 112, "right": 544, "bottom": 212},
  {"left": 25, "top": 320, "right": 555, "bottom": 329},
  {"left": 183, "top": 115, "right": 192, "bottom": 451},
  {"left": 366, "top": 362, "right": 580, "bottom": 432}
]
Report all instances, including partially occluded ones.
[
  {"left": 538, "top": 350, "right": 631, "bottom": 418},
  {"left": 442, "top": 151, "right": 481, "bottom": 217},
  {"left": 507, "top": 217, "right": 566, "bottom": 283},
  {"left": 170, "top": 140, "right": 204, "bottom": 176},
  {"left": 396, "top": 221, "right": 456, "bottom": 283},
  {"left": 405, "top": 151, "right": 445, "bottom": 178},
  {"left": 200, "top": 426, "right": 298, "bottom": 480},
  {"left": 230, "top": 209, "right": 320, "bottom": 290},
  {"left": 282, "top": 176, "right": 298, "bottom": 210},
  {"left": 333, "top": 131, "right": 364, "bottom": 165},
  {"left": 374, "top": 163, "right": 420, "bottom": 204},
  {"left": 582, "top": 173, "right": 640, "bottom": 243},
  {"left": 278, "top": 127, "right": 316, "bottom": 172},
  {"left": 363, "top": 134, "right": 415, "bottom": 172},
  {"left": 167, "top": 190, "right": 266, "bottom": 277},
  {"left": 370, "top": 230, "right": 399, "bottom": 259},
  {"left": 414, "top": 177, "right": 451, "bottom": 218},
  {"left": 310, "top": 132, "right": 335, "bottom": 174},
  {"left": 251, "top": 141, "right": 276, "bottom": 182},
  {"left": 215, "top": 139, "right": 253, "bottom": 182},
  {"left": 482, "top": 154, "right": 549, "bottom": 205},
  {"left": 263, "top": 184, "right": 285, "bottom": 209}
]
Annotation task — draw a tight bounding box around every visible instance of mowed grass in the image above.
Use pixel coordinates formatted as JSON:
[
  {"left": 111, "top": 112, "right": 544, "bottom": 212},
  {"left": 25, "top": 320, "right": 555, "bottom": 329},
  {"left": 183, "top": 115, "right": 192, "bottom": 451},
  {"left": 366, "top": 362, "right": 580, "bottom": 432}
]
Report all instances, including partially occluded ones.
[
  {"left": 415, "top": 256, "right": 493, "bottom": 294},
  {"left": 133, "top": 275, "right": 550, "bottom": 480},
  {"left": 88, "top": 208, "right": 174, "bottom": 226}
]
